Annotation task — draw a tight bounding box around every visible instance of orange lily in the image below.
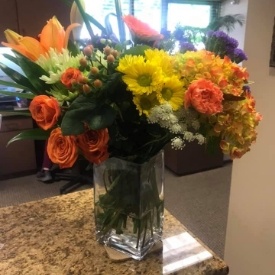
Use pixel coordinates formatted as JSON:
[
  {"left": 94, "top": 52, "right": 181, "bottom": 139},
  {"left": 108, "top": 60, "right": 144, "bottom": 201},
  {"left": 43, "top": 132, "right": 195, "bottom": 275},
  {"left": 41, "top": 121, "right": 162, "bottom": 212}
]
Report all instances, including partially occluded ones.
[
  {"left": 2, "top": 16, "right": 80, "bottom": 61},
  {"left": 2, "top": 29, "right": 46, "bottom": 61},
  {"left": 39, "top": 16, "right": 80, "bottom": 53}
]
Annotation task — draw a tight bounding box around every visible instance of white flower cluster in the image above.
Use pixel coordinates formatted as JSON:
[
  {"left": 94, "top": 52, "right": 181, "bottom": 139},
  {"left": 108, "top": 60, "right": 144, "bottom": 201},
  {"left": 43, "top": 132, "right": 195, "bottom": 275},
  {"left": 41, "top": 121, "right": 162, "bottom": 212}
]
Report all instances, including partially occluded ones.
[
  {"left": 148, "top": 103, "right": 205, "bottom": 150},
  {"left": 36, "top": 48, "right": 85, "bottom": 84},
  {"left": 170, "top": 133, "right": 205, "bottom": 150}
]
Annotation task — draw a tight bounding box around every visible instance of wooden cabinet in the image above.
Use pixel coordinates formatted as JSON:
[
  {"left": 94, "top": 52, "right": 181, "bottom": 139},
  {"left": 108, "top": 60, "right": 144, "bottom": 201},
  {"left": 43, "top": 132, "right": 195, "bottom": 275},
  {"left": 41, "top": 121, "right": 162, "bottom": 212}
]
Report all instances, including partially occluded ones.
[
  {"left": 0, "top": 115, "right": 36, "bottom": 179},
  {"left": 164, "top": 142, "right": 224, "bottom": 176},
  {"left": 0, "top": 0, "right": 18, "bottom": 42},
  {"left": 16, "top": 0, "right": 73, "bottom": 37},
  {"left": 0, "top": 0, "right": 73, "bottom": 42}
]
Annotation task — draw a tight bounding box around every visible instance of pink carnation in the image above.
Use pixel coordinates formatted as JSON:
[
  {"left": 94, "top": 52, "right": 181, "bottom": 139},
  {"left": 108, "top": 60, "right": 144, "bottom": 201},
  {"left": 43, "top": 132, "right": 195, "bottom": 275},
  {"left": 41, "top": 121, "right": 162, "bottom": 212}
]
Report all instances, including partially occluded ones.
[{"left": 185, "top": 79, "right": 223, "bottom": 115}]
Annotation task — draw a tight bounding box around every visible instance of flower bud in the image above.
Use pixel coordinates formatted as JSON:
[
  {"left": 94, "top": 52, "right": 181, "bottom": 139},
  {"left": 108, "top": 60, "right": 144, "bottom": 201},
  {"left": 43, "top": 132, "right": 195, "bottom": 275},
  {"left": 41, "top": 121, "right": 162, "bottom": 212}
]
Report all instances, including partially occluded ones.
[
  {"left": 111, "top": 49, "right": 119, "bottom": 58},
  {"left": 107, "top": 54, "right": 115, "bottom": 63},
  {"left": 103, "top": 46, "right": 111, "bottom": 55},
  {"left": 83, "top": 45, "right": 93, "bottom": 56},
  {"left": 93, "top": 79, "right": 103, "bottom": 88},
  {"left": 90, "top": 66, "right": 99, "bottom": 75},
  {"left": 79, "top": 57, "right": 88, "bottom": 67},
  {"left": 77, "top": 75, "right": 88, "bottom": 84},
  {"left": 82, "top": 84, "right": 91, "bottom": 94}
]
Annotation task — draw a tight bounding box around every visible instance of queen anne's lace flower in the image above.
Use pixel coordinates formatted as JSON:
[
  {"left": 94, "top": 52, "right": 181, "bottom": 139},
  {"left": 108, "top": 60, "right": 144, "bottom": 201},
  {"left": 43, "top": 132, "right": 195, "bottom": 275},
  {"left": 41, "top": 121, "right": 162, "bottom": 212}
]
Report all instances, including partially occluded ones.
[{"left": 171, "top": 137, "right": 185, "bottom": 150}]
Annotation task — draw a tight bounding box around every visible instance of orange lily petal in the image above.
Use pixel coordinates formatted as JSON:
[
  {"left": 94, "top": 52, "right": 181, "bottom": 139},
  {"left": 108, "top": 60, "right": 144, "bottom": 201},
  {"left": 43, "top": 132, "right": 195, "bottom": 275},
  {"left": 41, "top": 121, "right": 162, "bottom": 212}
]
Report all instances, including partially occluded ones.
[
  {"left": 64, "top": 23, "right": 81, "bottom": 48},
  {"left": 2, "top": 36, "right": 46, "bottom": 61},
  {"left": 39, "top": 16, "right": 65, "bottom": 52},
  {"left": 3, "top": 29, "right": 23, "bottom": 44}
]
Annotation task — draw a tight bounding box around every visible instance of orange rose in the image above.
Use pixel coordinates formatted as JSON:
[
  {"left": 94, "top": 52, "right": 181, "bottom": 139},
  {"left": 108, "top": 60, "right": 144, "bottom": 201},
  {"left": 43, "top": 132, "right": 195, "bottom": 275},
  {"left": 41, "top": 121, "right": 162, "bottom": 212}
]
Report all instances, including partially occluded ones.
[
  {"left": 77, "top": 128, "right": 109, "bottom": 164},
  {"left": 185, "top": 79, "right": 223, "bottom": 115},
  {"left": 47, "top": 127, "right": 78, "bottom": 169},
  {"left": 29, "top": 95, "right": 60, "bottom": 130},
  {"left": 61, "top": 67, "right": 82, "bottom": 88}
]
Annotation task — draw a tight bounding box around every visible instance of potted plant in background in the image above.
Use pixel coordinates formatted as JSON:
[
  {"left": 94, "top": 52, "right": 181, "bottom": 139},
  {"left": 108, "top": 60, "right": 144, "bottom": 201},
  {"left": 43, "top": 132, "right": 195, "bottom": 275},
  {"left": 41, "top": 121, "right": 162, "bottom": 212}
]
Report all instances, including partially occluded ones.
[{"left": 0, "top": 0, "right": 261, "bottom": 260}]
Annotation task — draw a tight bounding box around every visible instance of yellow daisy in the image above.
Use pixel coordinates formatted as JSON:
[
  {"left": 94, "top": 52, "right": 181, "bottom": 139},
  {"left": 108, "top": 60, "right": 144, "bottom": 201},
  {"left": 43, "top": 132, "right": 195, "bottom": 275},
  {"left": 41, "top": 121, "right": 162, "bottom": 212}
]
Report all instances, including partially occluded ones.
[
  {"left": 116, "top": 55, "right": 145, "bottom": 73},
  {"left": 133, "top": 92, "right": 160, "bottom": 117},
  {"left": 157, "top": 76, "right": 185, "bottom": 111},
  {"left": 121, "top": 61, "right": 164, "bottom": 95},
  {"left": 145, "top": 48, "right": 174, "bottom": 76}
]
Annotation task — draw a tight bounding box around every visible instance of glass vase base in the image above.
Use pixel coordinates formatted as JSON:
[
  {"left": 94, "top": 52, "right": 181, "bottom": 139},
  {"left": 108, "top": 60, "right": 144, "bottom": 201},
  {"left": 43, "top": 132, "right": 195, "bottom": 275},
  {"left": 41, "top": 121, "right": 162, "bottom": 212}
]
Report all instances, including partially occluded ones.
[
  {"left": 93, "top": 150, "right": 165, "bottom": 261},
  {"left": 96, "top": 230, "right": 162, "bottom": 260}
]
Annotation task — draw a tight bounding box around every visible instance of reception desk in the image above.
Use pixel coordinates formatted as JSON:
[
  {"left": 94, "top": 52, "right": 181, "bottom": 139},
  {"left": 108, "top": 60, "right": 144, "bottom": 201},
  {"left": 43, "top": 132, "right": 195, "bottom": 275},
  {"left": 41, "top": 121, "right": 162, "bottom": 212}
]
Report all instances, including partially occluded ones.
[{"left": 0, "top": 189, "right": 229, "bottom": 274}]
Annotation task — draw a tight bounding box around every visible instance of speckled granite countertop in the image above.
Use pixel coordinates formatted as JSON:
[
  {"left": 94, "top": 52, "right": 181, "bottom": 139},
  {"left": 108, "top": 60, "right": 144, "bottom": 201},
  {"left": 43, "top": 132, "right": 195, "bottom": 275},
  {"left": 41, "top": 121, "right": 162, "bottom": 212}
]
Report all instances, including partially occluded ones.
[{"left": 0, "top": 189, "right": 229, "bottom": 275}]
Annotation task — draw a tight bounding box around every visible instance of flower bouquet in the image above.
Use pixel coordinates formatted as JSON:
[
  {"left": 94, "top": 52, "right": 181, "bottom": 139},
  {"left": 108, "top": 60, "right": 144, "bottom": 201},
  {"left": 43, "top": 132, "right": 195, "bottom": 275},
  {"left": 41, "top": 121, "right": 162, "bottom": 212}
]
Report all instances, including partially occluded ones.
[{"left": 0, "top": 0, "right": 261, "bottom": 260}]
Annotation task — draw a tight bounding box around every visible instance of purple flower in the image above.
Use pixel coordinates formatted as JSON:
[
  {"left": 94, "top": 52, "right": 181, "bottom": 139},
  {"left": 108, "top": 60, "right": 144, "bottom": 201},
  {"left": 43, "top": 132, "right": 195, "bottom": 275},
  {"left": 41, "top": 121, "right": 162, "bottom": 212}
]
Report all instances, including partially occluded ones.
[
  {"left": 226, "top": 36, "right": 239, "bottom": 49},
  {"left": 208, "top": 30, "right": 228, "bottom": 39},
  {"left": 209, "top": 31, "right": 238, "bottom": 48},
  {"left": 179, "top": 42, "right": 196, "bottom": 53},
  {"left": 233, "top": 48, "right": 248, "bottom": 62},
  {"left": 173, "top": 28, "right": 185, "bottom": 41},
  {"left": 205, "top": 30, "right": 244, "bottom": 59},
  {"left": 243, "top": 85, "right": 251, "bottom": 93}
]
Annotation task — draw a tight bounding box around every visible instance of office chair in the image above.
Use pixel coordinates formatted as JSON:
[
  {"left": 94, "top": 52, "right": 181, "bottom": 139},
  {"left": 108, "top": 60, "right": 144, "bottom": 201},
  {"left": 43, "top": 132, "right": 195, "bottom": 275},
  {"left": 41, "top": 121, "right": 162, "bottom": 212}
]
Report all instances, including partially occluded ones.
[{"left": 51, "top": 158, "right": 94, "bottom": 195}]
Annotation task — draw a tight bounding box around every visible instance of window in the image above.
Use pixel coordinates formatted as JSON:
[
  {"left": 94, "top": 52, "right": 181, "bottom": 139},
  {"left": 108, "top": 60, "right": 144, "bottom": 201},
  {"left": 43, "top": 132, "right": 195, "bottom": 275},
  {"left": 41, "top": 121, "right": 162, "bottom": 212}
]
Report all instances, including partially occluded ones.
[
  {"left": 167, "top": 4, "right": 211, "bottom": 30},
  {"left": 161, "top": 0, "right": 221, "bottom": 31},
  {"left": 131, "top": 0, "right": 162, "bottom": 32},
  {"left": 80, "top": 0, "right": 220, "bottom": 39},
  {"left": 81, "top": 0, "right": 131, "bottom": 39}
]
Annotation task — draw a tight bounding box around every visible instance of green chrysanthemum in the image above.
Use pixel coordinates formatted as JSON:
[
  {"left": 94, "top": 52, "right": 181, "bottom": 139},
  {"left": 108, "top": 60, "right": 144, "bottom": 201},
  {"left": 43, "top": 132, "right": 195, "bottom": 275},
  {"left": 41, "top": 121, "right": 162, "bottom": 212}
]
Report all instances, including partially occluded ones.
[
  {"left": 48, "top": 86, "right": 79, "bottom": 102},
  {"left": 36, "top": 48, "right": 85, "bottom": 84}
]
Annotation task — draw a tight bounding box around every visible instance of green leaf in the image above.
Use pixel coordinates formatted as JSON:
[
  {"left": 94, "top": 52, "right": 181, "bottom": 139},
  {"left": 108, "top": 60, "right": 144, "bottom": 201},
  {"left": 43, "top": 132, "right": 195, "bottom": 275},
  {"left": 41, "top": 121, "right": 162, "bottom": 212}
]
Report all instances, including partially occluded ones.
[
  {"left": 121, "top": 45, "right": 151, "bottom": 57},
  {"left": 3, "top": 53, "right": 20, "bottom": 66},
  {"left": 13, "top": 52, "right": 52, "bottom": 93},
  {"left": 0, "top": 62, "right": 37, "bottom": 91},
  {"left": 88, "top": 105, "right": 116, "bottom": 130},
  {"left": 67, "top": 39, "right": 81, "bottom": 56},
  {"left": 6, "top": 128, "right": 50, "bottom": 146},
  {"left": 61, "top": 95, "right": 116, "bottom": 134},
  {"left": 0, "top": 90, "right": 34, "bottom": 99},
  {"left": 74, "top": 0, "right": 95, "bottom": 39},
  {"left": 0, "top": 79, "right": 34, "bottom": 92},
  {"left": 86, "top": 13, "right": 107, "bottom": 34},
  {"left": 61, "top": 114, "right": 86, "bottom": 136},
  {"left": 66, "top": 94, "right": 98, "bottom": 110}
]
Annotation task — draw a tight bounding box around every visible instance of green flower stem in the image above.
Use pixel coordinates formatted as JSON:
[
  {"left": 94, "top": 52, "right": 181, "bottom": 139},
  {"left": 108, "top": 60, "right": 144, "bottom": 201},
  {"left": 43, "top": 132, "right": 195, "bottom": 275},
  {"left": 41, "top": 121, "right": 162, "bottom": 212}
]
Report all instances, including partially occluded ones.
[
  {"left": 95, "top": 153, "right": 164, "bottom": 251},
  {"left": 141, "top": 217, "right": 148, "bottom": 249},
  {"left": 114, "top": 0, "right": 126, "bottom": 42},
  {"left": 74, "top": 0, "right": 94, "bottom": 39}
]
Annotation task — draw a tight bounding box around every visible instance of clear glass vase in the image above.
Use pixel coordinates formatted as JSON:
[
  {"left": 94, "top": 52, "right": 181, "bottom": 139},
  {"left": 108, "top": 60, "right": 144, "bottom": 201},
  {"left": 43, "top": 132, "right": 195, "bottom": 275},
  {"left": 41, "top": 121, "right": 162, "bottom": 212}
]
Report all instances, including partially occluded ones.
[{"left": 93, "top": 150, "right": 164, "bottom": 260}]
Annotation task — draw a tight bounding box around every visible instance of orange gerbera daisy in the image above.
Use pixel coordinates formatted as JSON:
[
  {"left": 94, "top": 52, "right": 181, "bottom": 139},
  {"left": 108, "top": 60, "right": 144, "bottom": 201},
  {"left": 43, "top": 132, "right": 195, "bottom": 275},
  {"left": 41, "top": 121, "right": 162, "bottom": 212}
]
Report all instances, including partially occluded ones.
[{"left": 123, "top": 15, "right": 163, "bottom": 42}]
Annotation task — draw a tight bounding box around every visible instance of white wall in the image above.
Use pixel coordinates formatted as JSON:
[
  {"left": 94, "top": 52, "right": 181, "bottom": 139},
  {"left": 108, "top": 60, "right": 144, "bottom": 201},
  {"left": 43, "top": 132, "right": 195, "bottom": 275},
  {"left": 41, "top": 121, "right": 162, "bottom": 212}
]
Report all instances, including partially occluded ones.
[{"left": 223, "top": 0, "right": 275, "bottom": 274}]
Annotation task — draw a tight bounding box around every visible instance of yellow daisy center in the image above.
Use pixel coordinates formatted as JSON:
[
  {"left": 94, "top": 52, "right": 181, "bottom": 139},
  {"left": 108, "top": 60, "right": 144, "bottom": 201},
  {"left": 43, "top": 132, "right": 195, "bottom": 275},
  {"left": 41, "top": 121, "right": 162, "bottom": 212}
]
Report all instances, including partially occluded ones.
[
  {"left": 137, "top": 74, "right": 152, "bottom": 87},
  {"left": 161, "top": 87, "right": 173, "bottom": 101},
  {"left": 140, "top": 97, "right": 153, "bottom": 110}
]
